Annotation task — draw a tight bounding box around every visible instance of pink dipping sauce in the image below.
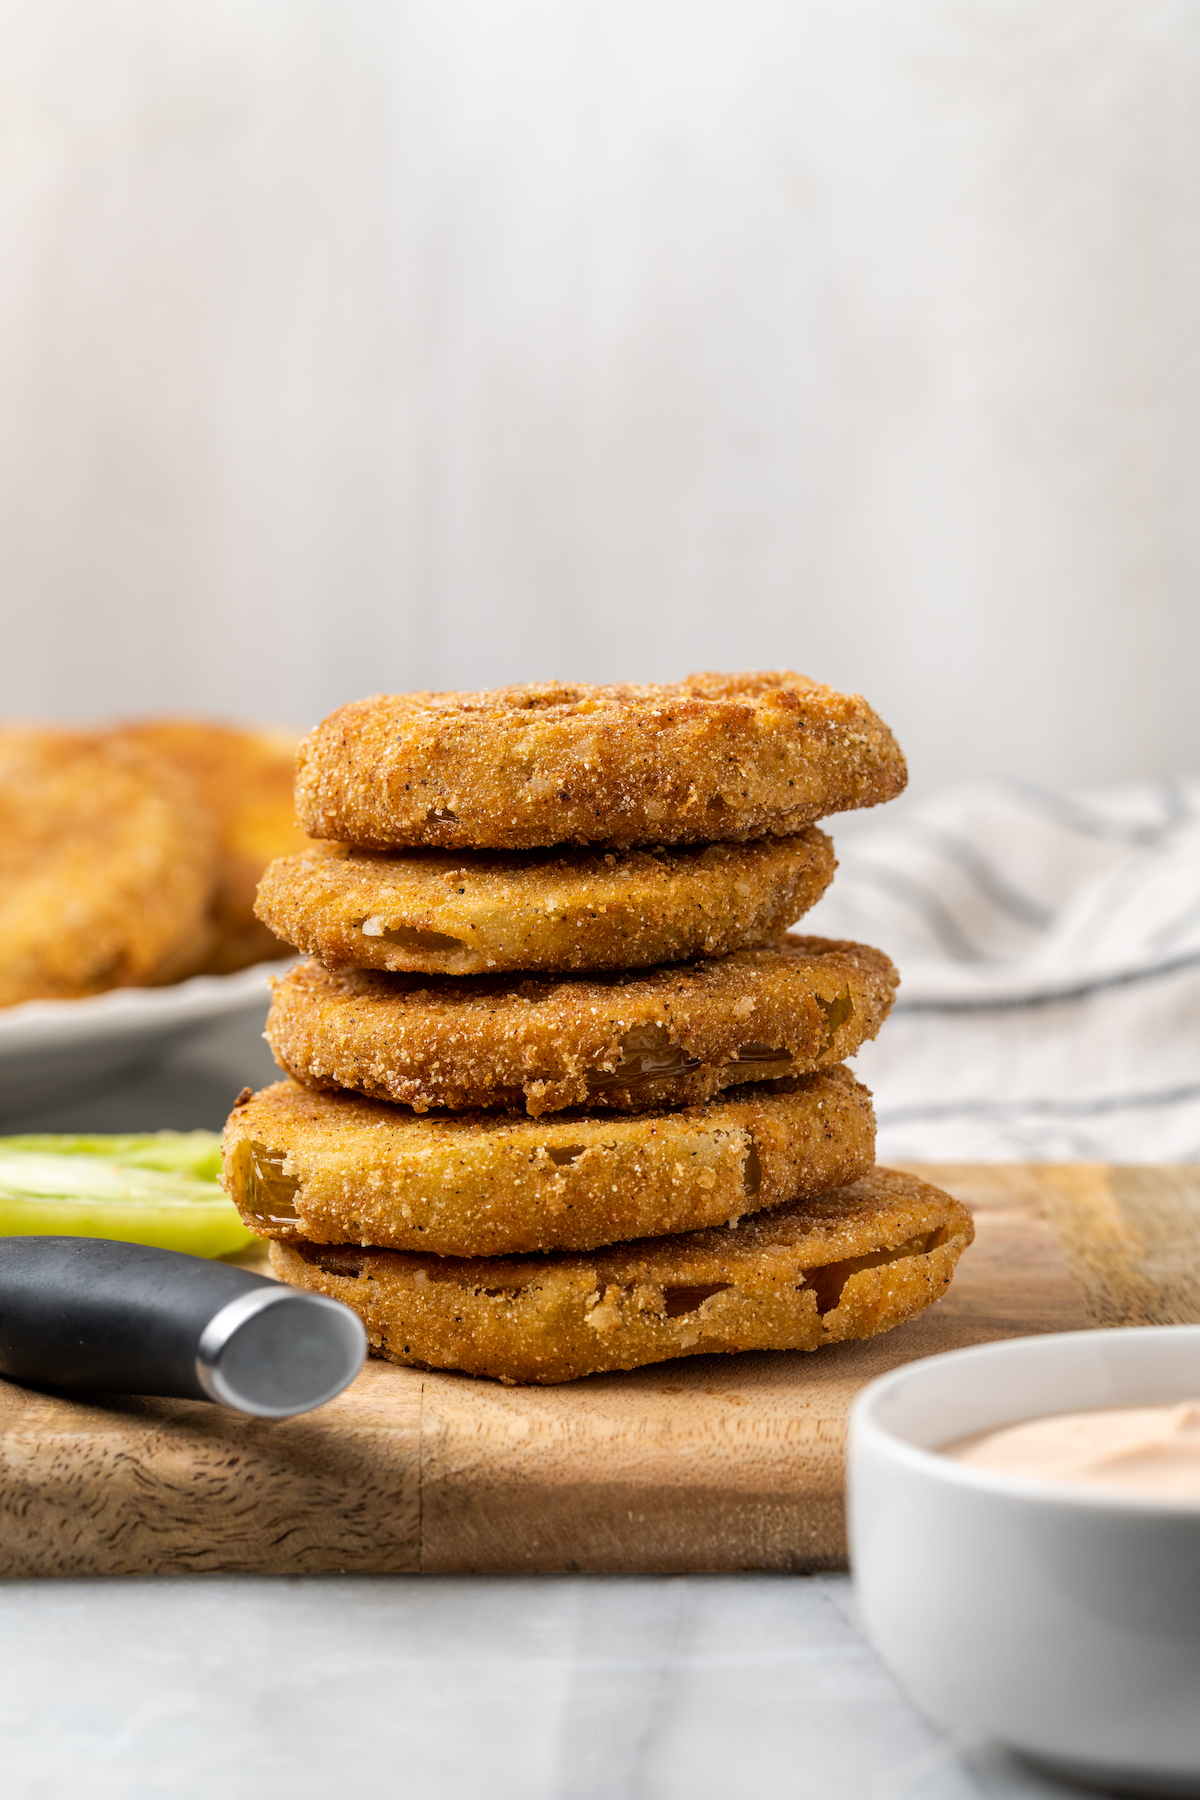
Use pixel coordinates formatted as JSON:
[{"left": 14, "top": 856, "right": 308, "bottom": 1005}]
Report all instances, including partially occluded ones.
[{"left": 944, "top": 1400, "right": 1200, "bottom": 1501}]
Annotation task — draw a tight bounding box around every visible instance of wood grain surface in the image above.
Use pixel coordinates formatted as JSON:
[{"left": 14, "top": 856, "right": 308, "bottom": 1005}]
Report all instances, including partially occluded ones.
[{"left": 1, "top": 1164, "right": 1196, "bottom": 1578}]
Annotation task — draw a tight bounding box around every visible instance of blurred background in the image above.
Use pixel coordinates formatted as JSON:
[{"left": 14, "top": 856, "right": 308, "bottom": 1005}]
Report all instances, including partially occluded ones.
[
  {"left": 1, "top": 0, "right": 1197, "bottom": 1154},
  {"left": 2, "top": 0, "right": 1198, "bottom": 796}
]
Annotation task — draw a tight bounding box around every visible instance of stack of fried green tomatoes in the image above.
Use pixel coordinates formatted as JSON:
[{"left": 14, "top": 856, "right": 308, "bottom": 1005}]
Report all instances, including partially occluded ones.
[{"left": 227, "top": 671, "right": 974, "bottom": 1384}]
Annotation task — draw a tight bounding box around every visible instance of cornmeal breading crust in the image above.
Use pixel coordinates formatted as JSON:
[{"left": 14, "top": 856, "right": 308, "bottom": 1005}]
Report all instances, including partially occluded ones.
[
  {"left": 254, "top": 830, "right": 834, "bottom": 977},
  {"left": 0, "top": 728, "right": 218, "bottom": 1007},
  {"left": 270, "top": 1167, "right": 973, "bottom": 1383},
  {"left": 295, "top": 671, "right": 906, "bottom": 850},
  {"left": 222, "top": 1066, "right": 875, "bottom": 1257},
  {"left": 117, "top": 719, "right": 307, "bottom": 974},
  {"left": 265, "top": 937, "right": 897, "bottom": 1116}
]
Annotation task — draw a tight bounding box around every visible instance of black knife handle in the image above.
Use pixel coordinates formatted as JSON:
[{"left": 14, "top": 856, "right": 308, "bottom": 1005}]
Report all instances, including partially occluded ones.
[{"left": 0, "top": 1237, "right": 366, "bottom": 1418}]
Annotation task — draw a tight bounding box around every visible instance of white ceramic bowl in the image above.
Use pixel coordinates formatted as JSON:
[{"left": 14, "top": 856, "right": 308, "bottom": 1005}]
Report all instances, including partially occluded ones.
[{"left": 849, "top": 1328, "right": 1200, "bottom": 1796}]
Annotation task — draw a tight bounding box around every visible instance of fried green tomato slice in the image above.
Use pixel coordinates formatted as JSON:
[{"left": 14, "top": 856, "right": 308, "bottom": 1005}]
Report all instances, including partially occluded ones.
[
  {"left": 254, "top": 830, "right": 834, "bottom": 977},
  {"left": 116, "top": 718, "right": 309, "bottom": 974},
  {"left": 0, "top": 729, "right": 217, "bottom": 1007},
  {"left": 222, "top": 1066, "right": 875, "bottom": 1258},
  {"left": 295, "top": 671, "right": 906, "bottom": 851},
  {"left": 270, "top": 1167, "right": 973, "bottom": 1384},
  {"left": 264, "top": 937, "right": 897, "bottom": 1117}
]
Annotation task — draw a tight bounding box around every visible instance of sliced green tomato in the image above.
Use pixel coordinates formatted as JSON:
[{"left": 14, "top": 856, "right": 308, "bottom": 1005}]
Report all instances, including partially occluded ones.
[{"left": 0, "top": 1131, "right": 257, "bottom": 1259}]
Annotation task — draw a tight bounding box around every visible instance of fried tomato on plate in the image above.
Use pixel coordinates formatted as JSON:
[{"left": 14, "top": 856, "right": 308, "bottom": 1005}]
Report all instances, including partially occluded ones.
[
  {"left": 116, "top": 719, "right": 308, "bottom": 974},
  {"left": 0, "top": 728, "right": 218, "bottom": 1007}
]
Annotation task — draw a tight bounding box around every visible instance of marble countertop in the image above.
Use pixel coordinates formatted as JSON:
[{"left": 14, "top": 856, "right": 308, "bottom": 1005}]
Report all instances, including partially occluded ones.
[{"left": 0, "top": 1572, "right": 1087, "bottom": 1800}]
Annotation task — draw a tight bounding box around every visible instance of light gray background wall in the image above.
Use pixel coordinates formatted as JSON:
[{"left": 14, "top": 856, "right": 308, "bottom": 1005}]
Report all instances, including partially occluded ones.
[{"left": 0, "top": 0, "right": 1197, "bottom": 798}]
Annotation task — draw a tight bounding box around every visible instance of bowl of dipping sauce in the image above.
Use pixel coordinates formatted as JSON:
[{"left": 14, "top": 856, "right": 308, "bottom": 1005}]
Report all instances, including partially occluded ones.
[{"left": 848, "top": 1327, "right": 1200, "bottom": 1795}]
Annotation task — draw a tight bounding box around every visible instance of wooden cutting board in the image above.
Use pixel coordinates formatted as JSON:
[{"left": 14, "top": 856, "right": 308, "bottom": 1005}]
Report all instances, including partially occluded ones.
[{"left": 2, "top": 1163, "right": 1198, "bottom": 1578}]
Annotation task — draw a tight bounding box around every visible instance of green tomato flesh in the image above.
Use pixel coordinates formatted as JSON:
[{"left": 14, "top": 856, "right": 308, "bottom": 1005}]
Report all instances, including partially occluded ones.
[{"left": 0, "top": 1131, "right": 256, "bottom": 1259}]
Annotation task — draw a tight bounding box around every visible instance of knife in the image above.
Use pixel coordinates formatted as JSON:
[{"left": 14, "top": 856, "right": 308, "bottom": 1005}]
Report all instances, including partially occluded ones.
[{"left": 0, "top": 1237, "right": 366, "bottom": 1418}]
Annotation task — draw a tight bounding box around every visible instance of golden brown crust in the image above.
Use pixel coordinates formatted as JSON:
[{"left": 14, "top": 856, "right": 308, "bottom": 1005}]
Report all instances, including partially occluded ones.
[
  {"left": 295, "top": 672, "right": 906, "bottom": 850},
  {"left": 270, "top": 1167, "right": 973, "bottom": 1383},
  {"left": 0, "top": 728, "right": 219, "bottom": 1007},
  {"left": 222, "top": 1066, "right": 876, "bottom": 1256},
  {"left": 116, "top": 719, "right": 309, "bottom": 974},
  {"left": 254, "top": 831, "right": 834, "bottom": 977},
  {"left": 265, "top": 937, "right": 897, "bottom": 1116}
]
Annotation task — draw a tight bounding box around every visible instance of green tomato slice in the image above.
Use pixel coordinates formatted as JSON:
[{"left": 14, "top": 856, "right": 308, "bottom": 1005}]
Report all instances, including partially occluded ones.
[{"left": 0, "top": 1131, "right": 257, "bottom": 1259}]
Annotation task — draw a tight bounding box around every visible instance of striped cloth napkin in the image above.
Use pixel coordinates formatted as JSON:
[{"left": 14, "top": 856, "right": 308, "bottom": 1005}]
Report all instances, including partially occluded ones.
[{"left": 802, "top": 779, "right": 1200, "bottom": 1162}]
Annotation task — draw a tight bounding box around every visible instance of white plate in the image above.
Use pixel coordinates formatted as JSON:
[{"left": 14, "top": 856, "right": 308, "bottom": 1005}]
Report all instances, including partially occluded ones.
[{"left": 0, "top": 961, "right": 294, "bottom": 1122}]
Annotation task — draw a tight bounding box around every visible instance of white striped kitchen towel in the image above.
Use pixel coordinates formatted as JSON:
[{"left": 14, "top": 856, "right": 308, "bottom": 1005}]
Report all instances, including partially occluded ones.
[{"left": 801, "top": 778, "right": 1200, "bottom": 1162}]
